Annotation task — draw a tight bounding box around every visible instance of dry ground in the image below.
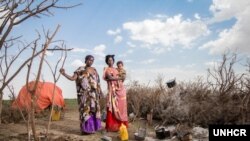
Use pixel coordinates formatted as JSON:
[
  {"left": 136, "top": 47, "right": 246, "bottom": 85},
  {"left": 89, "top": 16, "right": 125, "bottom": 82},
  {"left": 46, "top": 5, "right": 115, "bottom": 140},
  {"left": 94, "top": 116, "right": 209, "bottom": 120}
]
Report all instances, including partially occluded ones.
[
  {"left": 0, "top": 108, "right": 154, "bottom": 141},
  {"left": 0, "top": 108, "right": 208, "bottom": 141}
]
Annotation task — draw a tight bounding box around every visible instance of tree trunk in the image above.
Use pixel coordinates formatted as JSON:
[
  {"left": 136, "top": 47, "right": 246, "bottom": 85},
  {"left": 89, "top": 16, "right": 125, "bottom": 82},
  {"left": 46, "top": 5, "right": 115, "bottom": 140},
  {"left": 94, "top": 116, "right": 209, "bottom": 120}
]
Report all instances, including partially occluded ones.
[
  {"left": 147, "top": 109, "right": 153, "bottom": 126},
  {"left": 30, "top": 94, "right": 37, "bottom": 141},
  {"left": 0, "top": 92, "right": 3, "bottom": 124},
  {"left": 46, "top": 84, "right": 57, "bottom": 136}
]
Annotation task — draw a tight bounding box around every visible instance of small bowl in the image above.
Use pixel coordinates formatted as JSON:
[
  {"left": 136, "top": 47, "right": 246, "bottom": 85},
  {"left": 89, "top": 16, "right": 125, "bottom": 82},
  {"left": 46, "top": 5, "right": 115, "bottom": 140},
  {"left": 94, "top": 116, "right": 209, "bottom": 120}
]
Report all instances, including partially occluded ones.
[{"left": 134, "top": 132, "right": 145, "bottom": 141}]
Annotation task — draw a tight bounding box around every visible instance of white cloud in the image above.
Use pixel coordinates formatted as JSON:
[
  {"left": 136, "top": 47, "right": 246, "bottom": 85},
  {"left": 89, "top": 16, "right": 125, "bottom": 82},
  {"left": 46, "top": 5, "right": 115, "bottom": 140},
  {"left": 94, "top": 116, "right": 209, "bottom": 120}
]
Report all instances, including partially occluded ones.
[
  {"left": 209, "top": 0, "right": 250, "bottom": 23},
  {"left": 107, "top": 28, "right": 121, "bottom": 35},
  {"left": 152, "top": 47, "right": 167, "bottom": 54},
  {"left": 114, "top": 35, "right": 123, "bottom": 44},
  {"left": 71, "top": 59, "right": 83, "bottom": 67},
  {"left": 118, "top": 49, "right": 134, "bottom": 58},
  {"left": 141, "top": 59, "right": 156, "bottom": 64},
  {"left": 201, "top": 0, "right": 250, "bottom": 54},
  {"left": 205, "top": 61, "right": 219, "bottom": 68},
  {"left": 94, "top": 44, "right": 106, "bottom": 52},
  {"left": 93, "top": 44, "right": 106, "bottom": 58},
  {"left": 124, "top": 60, "right": 133, "bottom": 63},
  {"left": 140, "top": 43, "right": 152, "bottom": 49},
  {"left": 72, "top": 48, "right": 88, "bottom": 53},
  {"left": 185, "top": 63, "right": 196, "bottom": 68},
  {"left": 127, "top": 49, "right": 133, "bottom": 54},
  {"left": 194, "top": 13, "right": 201, "bottom": 20},
  {"left": 72, "top": 45, "right": 106, "bottom": 58},
  {"left": 126, "top": 42, "right": 136, "bottom": 48},
  {"left": 155, "top": 14, "right": 169, "bottom": 19},
  {"left": 123, "top": 14, "right": 210, "bottom": 51},
  {"left": 118, "top": 54, "right": 127, "bottom": 58}
]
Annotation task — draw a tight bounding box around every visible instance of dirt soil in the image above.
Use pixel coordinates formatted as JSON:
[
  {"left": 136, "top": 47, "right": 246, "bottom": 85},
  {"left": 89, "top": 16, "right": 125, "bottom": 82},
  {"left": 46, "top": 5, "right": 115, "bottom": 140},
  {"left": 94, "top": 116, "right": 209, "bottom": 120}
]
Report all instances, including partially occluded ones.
[
  {"left": 0, "top": 108, "right": 209, "bottom": 141},
  {"left": 0, "top": 108, "right": 153, "bottom": 141}
]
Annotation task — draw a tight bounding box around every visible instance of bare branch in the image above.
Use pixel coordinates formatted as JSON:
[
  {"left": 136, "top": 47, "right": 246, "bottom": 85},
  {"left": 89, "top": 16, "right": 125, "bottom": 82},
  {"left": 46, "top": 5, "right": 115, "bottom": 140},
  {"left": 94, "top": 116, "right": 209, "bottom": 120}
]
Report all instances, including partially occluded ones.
[
  {"left": 0, "top": 0, "right": 81, "bottom": 50},
  {"left": 26, "top": 36, "right": 40, "bottom": 87},
  {"left": 30, "top": 25, "right": 60, "bottom": 93},
  {"left": 3, "top": 40, "right": 32, "bottom": 82},
  {"left": 55, "top": 42, "right": 67, "bottom": 82},
  {"left": 14, "top": 1, "right": 81, "bottom": 25},
  {"left": 0, "top": 38, "right": 68, "bottom": 93},
  {"left": 207, "top": 53, "right": 244, "bottom": 97}
]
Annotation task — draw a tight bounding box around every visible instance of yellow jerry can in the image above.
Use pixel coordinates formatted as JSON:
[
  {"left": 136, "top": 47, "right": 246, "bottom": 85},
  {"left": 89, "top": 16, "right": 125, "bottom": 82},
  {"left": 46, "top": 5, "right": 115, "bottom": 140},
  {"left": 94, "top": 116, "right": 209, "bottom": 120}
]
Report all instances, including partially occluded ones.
[
  {"left": 51, "top": 109, "right": 61, "bottom": 121},
  {"left": 119, "top": 123, "right": 128, "bottom": 141}
]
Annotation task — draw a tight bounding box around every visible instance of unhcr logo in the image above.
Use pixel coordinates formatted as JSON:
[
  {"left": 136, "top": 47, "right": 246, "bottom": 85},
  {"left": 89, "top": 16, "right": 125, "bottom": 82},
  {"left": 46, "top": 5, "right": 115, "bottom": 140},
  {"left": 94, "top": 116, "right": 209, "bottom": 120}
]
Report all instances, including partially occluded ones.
[
  {"left": 213, "top": 129, "right": 246, "bottom": 136},
  {"left": 209, "top": 125, "right": 250, "bottom": 141}
]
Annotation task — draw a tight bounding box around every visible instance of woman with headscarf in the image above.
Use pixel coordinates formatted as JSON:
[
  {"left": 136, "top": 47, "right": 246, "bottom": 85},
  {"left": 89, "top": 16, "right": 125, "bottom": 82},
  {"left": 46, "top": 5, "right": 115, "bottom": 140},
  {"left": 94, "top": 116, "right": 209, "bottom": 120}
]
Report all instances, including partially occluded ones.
[
  {"left": 59, "top": 55, "right": 102, "bottom": 134},
  {"left": 103, "top": 55, "right": 128, "bottom": 132}
]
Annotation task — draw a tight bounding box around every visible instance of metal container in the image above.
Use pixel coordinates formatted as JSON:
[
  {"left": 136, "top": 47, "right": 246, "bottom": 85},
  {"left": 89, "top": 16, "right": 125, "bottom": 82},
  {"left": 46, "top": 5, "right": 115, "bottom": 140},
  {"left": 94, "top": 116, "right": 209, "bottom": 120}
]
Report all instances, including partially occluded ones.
[
  {"left": 134, "top": 132, "right": 145, "bottom": 141},
  {"left": 134, "top": 119, "right": 147, "bottom": 141},
  {"left": 155, "top": 127, "right": 170, "bottom": 139},
  {"left": 166, "top": 78, "right": 176, "bottom": 88}
]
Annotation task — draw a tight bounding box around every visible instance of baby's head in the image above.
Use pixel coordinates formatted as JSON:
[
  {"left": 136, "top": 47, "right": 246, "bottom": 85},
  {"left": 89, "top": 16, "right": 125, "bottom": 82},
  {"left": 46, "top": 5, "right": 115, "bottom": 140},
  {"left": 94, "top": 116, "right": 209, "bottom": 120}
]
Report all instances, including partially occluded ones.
[{"left": 116, "top": 61, "right": 124, "bottom": 69}]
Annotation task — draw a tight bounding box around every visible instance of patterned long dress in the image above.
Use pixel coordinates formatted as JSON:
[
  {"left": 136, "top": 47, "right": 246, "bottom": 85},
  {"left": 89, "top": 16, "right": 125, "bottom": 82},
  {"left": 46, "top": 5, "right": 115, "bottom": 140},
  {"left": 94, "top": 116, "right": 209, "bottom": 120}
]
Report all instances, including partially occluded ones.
[
  {"left": 103, "top": 67, "right": 128, "bottom": 132},
  {"left": 74, "top": 66, "right": 102, "bottom": 134}
]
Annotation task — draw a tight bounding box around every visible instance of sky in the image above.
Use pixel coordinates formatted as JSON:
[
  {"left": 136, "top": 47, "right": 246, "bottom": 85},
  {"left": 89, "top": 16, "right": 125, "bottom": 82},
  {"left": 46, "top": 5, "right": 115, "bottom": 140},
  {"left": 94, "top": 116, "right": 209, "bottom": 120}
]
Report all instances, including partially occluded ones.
[{"left": 2, "top": 0, "right": 250, "bottom": 99}]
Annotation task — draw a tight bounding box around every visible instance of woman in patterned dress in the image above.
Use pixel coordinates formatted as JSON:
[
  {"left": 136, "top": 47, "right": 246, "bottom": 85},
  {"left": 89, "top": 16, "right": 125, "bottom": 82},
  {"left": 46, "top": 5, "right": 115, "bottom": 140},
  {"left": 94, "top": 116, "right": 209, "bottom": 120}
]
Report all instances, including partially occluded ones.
[
  {"left": 60, "top": 55, "right": 102, "bottom": 134},
  {"left": 103, "top": 55, "right": 128, "bottom": 132}
]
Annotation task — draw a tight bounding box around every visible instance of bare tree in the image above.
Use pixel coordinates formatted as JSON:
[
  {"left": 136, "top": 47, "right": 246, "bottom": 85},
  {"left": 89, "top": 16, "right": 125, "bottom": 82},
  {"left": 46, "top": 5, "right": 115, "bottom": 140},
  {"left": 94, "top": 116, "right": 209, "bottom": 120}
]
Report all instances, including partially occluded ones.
[
  {"left": 26, "top": 25, "right": 61, "bottom": 140},
  {"left": 1, "top": 26, "right": 72, "bottom": 141},
  {"left": 23, "top": 25, "right": 72, "bottom": 140},
  {"left": 0, "top": 0, "right": 79, "bottom": 124},
  {"left": 0, "top": 27, "right": 72, "bottom": 126},
  {"left": 207, "top": 53, "right": 244, "bottom": 97},
  {"left": 239, "top": 59, "right": 250, "bottom": 123},
  {"left": 0, "top": 0, "right": 80, "bottom": 50},
  {"left": 43, "top": 41, "right": 68, "bottom": 137},
  {"left": 207, "top": 53, "right": 246, "bottom": 123}
]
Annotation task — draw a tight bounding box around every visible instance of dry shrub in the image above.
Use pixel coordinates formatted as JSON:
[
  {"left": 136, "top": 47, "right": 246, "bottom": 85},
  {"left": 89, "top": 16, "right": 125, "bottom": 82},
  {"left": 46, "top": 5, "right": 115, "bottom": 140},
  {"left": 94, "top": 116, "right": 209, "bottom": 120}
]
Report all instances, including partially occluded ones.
[
  {"left": 127, "top": 53, "right": 250, "bottom": 127},
  {"left": 126, "top": 81, "right": 153, "bottom": 118},
  {"left": 1, "top": 101, "right": 24, "bottom": 123},
  {"left": 1, "top": 99, "right": 62, "bottom": 124},
  {"left": 1, "top": 108, "right": 16, "bottom": 123}
]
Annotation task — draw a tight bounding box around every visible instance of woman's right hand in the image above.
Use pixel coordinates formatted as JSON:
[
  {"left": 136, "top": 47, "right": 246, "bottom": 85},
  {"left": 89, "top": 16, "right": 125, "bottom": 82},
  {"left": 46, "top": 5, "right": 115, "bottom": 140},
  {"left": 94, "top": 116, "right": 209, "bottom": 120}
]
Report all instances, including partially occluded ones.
[{"left": 59, "top": 68, "right": 65, "bottom": 75}]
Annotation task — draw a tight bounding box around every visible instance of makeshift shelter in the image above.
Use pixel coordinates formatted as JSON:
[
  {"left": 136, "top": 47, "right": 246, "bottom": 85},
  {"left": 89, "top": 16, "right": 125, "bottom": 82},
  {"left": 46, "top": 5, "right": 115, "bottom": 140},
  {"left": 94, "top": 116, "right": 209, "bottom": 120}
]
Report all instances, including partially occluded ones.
[{"left": 12, "top": 81, "right": 65, "bottom": 112}]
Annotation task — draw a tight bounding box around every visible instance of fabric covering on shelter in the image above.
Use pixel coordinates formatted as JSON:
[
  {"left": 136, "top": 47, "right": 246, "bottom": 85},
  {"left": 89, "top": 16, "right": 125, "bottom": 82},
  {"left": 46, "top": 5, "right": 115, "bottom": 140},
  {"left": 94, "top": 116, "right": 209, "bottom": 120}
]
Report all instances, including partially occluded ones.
[{"left": 12, "top": 81, "right": 65, "bottom": 112}]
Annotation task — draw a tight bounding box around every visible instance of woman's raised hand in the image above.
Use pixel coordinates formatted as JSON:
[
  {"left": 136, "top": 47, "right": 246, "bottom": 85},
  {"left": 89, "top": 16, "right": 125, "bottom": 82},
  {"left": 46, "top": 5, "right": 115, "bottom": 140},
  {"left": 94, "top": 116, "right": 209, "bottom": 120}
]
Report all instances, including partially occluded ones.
[{"left": 59, "top": 68, "right": 65, "bottom": 75}]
